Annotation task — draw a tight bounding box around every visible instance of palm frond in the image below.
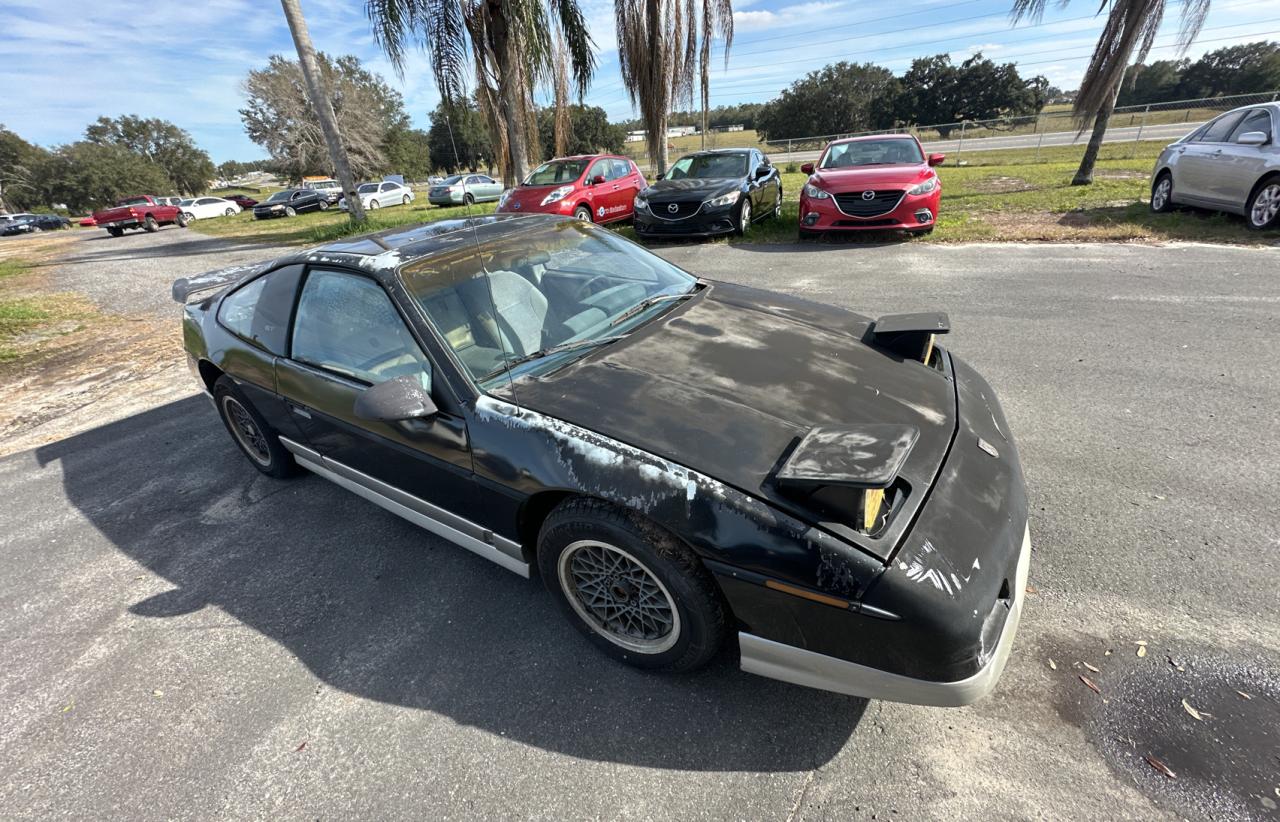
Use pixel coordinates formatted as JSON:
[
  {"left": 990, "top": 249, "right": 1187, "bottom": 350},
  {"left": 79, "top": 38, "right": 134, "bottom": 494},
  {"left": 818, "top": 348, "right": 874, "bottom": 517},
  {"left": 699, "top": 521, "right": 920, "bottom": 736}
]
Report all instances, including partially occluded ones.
[{"left": 1073, "top": 0, "right": 1163, "bottom": 125}]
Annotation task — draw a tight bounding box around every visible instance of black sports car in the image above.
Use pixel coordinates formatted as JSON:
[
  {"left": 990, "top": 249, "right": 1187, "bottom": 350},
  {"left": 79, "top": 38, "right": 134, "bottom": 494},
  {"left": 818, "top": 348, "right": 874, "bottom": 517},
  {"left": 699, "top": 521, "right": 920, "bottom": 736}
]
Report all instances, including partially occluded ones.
[
  {"left": 252, "top": 188, "right": 327, "bottom": 219},
  {"left": 634, "top": 148, "right": 783, "bottom": 240},
  {"left": 2, "top": 213, "right": 72, "bottom": 235},
  {"left": 174, "top": 214, "right": 1028, "bottom": 706}
]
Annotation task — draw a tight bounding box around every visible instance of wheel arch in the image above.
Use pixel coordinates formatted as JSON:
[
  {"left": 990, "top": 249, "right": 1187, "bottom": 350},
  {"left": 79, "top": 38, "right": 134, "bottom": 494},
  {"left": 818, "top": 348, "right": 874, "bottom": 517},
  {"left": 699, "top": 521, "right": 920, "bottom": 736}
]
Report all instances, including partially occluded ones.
[
  {"left": 197, "top": 359, "right": 224, "bottom": 393},
  {"left": 1249, "top": 169, "right": 1280, "bottom": 198}
]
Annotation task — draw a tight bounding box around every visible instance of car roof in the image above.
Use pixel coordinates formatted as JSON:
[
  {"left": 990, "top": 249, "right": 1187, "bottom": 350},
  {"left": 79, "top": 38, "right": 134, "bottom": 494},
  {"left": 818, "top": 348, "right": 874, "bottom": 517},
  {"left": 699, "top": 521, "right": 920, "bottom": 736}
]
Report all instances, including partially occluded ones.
[
  {"left": 827, "top": 134, "right": 919, "bottom": 146},
  {"left": 681, "top": 148, "right": 753, "bottom": 156},
  {"left": 296, "top": 214, "right": 558, "bottom": 279}
]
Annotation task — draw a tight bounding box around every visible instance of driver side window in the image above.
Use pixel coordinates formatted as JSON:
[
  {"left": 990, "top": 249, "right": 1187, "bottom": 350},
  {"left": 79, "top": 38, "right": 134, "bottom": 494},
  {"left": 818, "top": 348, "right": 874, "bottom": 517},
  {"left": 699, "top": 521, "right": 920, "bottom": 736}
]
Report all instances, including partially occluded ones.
[{"left": 291, "top": 269, "right": 432, "bottom": 389}]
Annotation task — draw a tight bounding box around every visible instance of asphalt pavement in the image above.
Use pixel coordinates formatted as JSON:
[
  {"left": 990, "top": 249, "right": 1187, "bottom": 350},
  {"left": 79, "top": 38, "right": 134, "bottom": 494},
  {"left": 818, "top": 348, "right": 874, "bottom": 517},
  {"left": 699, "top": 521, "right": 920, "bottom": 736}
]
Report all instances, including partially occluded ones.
[{"left": 1, "top": 229, "right": 1278, "bottom": 820}]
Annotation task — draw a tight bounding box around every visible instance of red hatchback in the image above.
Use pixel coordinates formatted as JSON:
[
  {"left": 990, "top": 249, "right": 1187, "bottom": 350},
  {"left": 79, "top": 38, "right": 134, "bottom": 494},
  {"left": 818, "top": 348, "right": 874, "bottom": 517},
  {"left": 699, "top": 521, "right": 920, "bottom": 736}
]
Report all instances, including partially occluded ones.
[
  {"left": 497, "top": 154, "right": 647, "bottom": 223},
  {"left": 798, "top": 135, "right": 944, "bottom": 236}
]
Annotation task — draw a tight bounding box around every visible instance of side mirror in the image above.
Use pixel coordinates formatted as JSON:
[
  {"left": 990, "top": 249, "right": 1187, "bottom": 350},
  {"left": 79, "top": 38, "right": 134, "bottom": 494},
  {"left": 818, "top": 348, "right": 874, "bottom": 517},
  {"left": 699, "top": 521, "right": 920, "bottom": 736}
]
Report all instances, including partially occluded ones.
[
  {"left": 353, "top": 375, "right": 438, "bottom": 423},
  {"left": 754, "top": 166, "right": 770, "bottom": 179},
  {"left": 656, "top": 173, "right": 666, "bottom": 181},
  {"left": 800, "top": 162, "right": 815, "bottom": 174},
  {"left": 1236, "top": 131, "right": 1268, "bottom": 146},
  {"left": 591, "top": 174, "right": 606, "bottom": 185},
  {"left": 928, "top": 153, "right": 946, "bottom": 166}
]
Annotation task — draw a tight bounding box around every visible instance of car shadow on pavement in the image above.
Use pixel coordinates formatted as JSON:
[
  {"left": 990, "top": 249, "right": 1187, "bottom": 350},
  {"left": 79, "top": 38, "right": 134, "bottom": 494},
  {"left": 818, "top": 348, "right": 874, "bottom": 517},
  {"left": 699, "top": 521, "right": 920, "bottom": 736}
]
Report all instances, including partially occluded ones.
[{"left": 35, "top": 396, "right": 867, "bottom": 772}]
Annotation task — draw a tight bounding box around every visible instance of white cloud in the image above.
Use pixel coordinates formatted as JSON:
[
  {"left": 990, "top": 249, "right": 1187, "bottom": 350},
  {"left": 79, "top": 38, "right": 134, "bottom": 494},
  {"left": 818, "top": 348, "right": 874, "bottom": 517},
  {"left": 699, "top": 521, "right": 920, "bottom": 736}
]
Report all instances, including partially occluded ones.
[{"left": 733, "top": 2, "right": 845, "bottom": 32}]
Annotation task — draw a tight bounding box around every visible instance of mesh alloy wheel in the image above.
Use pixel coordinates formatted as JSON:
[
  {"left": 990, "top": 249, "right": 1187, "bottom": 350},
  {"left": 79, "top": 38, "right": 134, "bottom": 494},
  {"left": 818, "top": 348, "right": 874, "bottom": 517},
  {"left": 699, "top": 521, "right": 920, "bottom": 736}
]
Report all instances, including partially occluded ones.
[
  {"left": 1249, "top": 182, "right": 1280, "bottom": 229},
  {"left": 221, "top": 395, "right": 272, "bottom": 467},
  {"left": 557, "top": 540, "right": 681, "bottom": 654}
]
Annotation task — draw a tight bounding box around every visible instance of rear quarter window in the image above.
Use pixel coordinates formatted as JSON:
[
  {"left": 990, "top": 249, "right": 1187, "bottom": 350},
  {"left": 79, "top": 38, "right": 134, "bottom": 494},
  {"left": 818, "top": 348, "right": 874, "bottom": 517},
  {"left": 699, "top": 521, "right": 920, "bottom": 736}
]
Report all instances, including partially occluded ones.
[{"left": 217, "top": 264, "right": 304, "bottom": 356}]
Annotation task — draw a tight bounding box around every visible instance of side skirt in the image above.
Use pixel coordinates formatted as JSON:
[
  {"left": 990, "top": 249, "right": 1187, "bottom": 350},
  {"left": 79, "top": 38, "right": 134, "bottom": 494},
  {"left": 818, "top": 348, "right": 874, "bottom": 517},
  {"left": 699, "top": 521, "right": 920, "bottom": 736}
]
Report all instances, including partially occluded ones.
[{"left": 278, "top": 436, "right": 530, "bottom": 578}]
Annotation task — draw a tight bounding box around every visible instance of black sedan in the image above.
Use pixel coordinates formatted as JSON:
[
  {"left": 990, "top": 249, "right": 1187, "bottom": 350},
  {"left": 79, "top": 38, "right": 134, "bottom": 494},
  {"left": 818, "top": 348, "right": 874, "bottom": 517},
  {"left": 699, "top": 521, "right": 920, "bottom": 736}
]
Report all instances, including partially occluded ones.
[
  {"left": 173, "top": 214, "right": 1028, "bottom": 706},
  {"left": 634, "top": 148, "right": 783, "bottom": 240},
  {"left": 2, "top": 213, "right": 72, "bottom": 235},
  {"left": 252, "top": 188, "right": 328, "bottom": 219}
]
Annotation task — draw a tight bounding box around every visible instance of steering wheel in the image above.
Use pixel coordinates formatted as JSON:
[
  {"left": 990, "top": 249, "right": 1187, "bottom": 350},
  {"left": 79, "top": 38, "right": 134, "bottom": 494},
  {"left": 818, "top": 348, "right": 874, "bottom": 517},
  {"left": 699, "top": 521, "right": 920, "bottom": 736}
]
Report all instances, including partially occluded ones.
[{"left": 573, "top": 275, "right": 611, "bottom": 302}]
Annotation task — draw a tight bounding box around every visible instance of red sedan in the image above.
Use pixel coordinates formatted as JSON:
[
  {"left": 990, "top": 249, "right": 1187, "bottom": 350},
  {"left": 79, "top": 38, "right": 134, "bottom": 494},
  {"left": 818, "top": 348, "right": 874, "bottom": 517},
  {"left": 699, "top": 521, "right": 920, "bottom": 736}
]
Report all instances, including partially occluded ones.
[
  {"left": 497, "top": 154, "right": 647, "bottom": 223},
  {"left": 799, "top": 135, "right": 944, "bottom": 236}
]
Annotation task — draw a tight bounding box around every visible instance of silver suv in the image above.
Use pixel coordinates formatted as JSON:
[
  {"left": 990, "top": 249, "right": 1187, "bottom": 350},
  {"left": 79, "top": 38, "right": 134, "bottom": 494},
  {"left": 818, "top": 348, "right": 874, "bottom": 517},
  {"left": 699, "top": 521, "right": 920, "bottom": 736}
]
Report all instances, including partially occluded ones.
[
  {"left": 305, "top": 179, "right": 343, "bottom": 204},
  {"left": 1151, "top": 104, "right": 1279, "bottom": 231}
]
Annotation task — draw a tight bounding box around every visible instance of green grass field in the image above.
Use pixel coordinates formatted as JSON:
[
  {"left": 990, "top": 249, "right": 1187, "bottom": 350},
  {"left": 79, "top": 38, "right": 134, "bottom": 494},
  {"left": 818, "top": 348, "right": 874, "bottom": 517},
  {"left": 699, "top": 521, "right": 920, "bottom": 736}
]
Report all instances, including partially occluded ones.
[{"left": 189, "top": 140, "right": 1270, "bottom": 248}]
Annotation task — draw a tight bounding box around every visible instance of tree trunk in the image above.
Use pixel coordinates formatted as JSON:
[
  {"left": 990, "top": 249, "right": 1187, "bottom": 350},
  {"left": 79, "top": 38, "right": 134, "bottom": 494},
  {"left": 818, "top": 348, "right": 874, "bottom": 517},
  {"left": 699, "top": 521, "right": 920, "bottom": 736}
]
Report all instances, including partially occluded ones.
[
  {"left": 488, "top": 6, "right": 528, "bottom": 188},
  {"left": 656, "top": 114, "right": 669, "bottom": 178},
  {"left": 1072, "top": 80, "right": 1123, "bottom": 186},
  {"left": 279, "top": 0, "right": 366, "bottom": 222}
]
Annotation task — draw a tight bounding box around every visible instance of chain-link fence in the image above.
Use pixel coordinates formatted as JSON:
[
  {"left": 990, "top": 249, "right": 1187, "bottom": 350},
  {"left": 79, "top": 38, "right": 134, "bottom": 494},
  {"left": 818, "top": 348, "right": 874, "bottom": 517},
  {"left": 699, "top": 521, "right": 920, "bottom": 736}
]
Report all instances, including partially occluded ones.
[{"left": 621, "top": 91, "right": 1280, "bottom": 168}]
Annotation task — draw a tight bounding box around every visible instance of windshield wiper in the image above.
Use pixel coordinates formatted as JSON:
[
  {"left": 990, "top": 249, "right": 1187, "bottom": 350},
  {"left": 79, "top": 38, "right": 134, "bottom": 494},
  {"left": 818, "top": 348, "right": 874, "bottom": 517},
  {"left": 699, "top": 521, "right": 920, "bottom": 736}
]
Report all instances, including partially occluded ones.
[
  {"left": 609, "top": 292, "right": 696, "bottom": 328},
  {"left": 492, "top": 335, "right": 627, "bottom": 373}
]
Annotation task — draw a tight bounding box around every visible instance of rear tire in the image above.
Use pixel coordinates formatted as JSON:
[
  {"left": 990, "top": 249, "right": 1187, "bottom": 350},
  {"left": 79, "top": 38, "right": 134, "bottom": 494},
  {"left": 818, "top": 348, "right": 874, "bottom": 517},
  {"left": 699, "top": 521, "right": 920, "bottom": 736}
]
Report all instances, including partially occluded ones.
[
  {"left": 212, "top": 376, "right": 298, "bottom": 479},
  {"left": 1150, "top": 171, "right": 1175, "bottom": 214},
  {"left": 369, "top": 199, "right": 380, "bottom": 210},
  {"left": 318, "top": 200, "right": 329, "bottom": 211},
  {"left": 463, "top": 193, "right": 475, "bottom": 206},
  {"left": 1246, "top": 177, "right": 1280, "bottom": 231},
  {"left": 143, "top": 215, "right": 158, "bottom": 232},
  {"left": 537, "top": 498, "right": 726, "bottom": 672},
  {"left": 773, "top": 189, "right": 783, "bottom": 219}
]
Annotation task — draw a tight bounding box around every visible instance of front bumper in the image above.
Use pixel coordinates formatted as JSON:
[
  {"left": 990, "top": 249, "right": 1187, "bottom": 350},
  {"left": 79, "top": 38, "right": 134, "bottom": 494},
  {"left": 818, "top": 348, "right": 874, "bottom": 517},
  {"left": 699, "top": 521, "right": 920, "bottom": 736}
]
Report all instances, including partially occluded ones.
[
  {"left": 252, "top": 208, "right": 287, "bottom": 220},
  {"left": 634, "top": 203, "right": 737, "bottom": 238},
  {"left": 799, "top": 188, "right": 939, "bottom": 232},
  {"left": 739, "top": 524, "right": 1030, "bottom": 706}
]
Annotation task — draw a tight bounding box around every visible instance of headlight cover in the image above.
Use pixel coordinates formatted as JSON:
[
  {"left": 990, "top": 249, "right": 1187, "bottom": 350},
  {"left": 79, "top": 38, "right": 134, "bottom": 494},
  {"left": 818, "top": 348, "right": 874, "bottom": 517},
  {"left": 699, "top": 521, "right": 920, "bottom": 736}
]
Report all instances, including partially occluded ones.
[
  {"left": 541, "top": 185, "right": 575, "bottom": 206},
  {"left": 908, "top": 176, "right": 939, "bottom": 195},
  {"left": 633, "top": 193, "right": 649, "bottom": 211},
  {"left": 803, "top": 183, "right": 831, "bottom": 200},
  {"left": 705, "top": 191, "right": 740, "bottom": 208}
]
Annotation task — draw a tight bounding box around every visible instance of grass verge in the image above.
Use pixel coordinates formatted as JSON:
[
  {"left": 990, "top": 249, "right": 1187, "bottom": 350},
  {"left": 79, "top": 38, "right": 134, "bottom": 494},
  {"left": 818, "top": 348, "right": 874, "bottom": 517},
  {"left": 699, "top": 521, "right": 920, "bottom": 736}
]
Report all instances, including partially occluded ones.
[
  {"left": 190, "top": 140, "right": 1275, "bottom": 248},
  {"left": 0, "top": 257, "right": 94, "bottom": 363}
]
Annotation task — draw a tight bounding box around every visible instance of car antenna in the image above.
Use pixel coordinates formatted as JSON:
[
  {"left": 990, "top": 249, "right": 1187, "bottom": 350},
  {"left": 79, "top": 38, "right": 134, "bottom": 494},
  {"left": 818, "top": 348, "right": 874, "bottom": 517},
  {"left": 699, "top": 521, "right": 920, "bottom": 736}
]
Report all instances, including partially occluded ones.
[{"left": 445, "top": 103, "right": 519, "bottom": 403}]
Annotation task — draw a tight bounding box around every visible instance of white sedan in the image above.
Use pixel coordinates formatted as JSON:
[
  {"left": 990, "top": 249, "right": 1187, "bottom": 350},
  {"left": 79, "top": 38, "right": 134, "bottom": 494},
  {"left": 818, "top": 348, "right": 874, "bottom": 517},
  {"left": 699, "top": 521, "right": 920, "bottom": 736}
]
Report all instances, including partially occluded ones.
[
  {"left": 179, "top": 197, "right": 242, "bottom": 220},
  {"left": 339, "top": 181, "right": 415, "bottom": 211}
]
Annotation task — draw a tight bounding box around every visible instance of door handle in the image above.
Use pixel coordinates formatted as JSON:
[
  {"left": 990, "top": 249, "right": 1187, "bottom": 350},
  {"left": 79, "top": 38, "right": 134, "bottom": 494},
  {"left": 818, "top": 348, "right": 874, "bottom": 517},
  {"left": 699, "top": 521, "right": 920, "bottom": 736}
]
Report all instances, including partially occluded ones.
[
  {"left": 288, "top": 402, "right": 312, "bottom": 419},
  {"left": 612, "top": 185, "right": 621, "bottom": 190}
]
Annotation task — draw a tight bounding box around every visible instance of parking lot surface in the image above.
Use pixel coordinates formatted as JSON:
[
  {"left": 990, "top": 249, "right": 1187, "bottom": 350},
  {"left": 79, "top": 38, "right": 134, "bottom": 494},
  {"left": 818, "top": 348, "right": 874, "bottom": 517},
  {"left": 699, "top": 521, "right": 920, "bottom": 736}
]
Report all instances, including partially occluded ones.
[{"left": 1, "top": 232, "right": 1278, "bottom": 820}]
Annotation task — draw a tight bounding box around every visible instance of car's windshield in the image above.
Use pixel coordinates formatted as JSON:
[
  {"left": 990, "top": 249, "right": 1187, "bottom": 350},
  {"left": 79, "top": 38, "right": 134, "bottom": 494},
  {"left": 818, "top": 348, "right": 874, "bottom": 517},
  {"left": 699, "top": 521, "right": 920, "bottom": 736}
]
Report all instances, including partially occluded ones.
[
  {"left": 265, "top": 191, "right": 292, "bottom": 203},
  {"left": 666, "top": 153, "right": 748, "bottom": 179},
  {"left": 179, "top": 198, "right": 195, "bottom": 206},
  {"left": 820, "top": 139, "right": 923, "bottom": 168},
  {"left": 400, "top": 219, "right": 698, "bottom": 387},
  {"left": 524, "top": 160, "right": 589, "bottom": 186},
  {"left": 357, "top": 183, "right": 378, "bottom": 193}
]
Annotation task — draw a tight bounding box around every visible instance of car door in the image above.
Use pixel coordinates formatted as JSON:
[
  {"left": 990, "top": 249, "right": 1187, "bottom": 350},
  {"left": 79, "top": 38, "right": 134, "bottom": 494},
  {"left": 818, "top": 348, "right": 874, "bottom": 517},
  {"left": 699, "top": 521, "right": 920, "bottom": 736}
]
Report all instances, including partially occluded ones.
[
  {"left": 379, "top": 182, "right": 399, "bottom": 205},
  {"left": 274, "top": 266, "right": 476, "bottom": 517},
  {"left": 469, "top": 175, "right": 497, "bottom": 201},
  {"left": 1176, "top": 111, "right": 1247, "bottom": 204},
  {"left": 1207, "top": 108, "right": 1275, "bottom": 211}
]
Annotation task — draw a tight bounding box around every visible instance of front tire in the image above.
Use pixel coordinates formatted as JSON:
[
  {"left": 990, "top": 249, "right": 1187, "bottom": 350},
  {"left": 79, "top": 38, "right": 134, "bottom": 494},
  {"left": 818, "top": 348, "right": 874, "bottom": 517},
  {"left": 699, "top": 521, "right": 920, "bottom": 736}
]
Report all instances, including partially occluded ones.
[
  {"left": 1150, "top": 172, "right": 1175, "bottom": 214},
  {"left": 212, "top": 377, "right": 298, "bottom": 478},
  {"left": 1246, "top": 178, "right": 1280, "bottom": 231},
  {"left": 175, "top": 212, "right": 190, "bottom": 228},
  {"left": 402, "top": 195, "right": 411, "bottom": 205},
  {"left": 735, "top": 199, "right": 752, "bottom": 235},
  {"left": 284, "top": 206, "right": 296, "bottom": 217},
  {"left": 573, "top": 205, "right": 593, "bottom": 222},
  {"left": 538, "top": 498, "right": 726, "bottom": 672},
  {"left": 224, "top": 207, "right": 236, "bottom": 217}
]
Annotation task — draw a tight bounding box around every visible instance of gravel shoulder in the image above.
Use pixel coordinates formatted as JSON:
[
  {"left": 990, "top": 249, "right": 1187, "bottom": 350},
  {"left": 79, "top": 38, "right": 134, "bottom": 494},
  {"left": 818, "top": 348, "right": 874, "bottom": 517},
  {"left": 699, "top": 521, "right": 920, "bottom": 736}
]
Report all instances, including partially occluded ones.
[{"left": 1, "top": 231, "right": 1278, "bottom": 820}]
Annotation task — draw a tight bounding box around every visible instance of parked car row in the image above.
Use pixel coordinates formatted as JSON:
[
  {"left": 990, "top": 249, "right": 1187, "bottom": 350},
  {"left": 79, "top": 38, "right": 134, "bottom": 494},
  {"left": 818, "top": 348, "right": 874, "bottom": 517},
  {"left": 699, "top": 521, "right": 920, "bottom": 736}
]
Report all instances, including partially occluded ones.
[{"left": 490, "top": 135, "right": 944, "bottom": 241}]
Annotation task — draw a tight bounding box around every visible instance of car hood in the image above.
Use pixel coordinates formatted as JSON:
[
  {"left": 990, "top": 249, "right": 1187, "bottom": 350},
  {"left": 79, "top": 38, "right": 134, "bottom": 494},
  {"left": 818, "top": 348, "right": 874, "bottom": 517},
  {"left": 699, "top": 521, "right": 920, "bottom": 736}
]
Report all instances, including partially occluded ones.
[
  {"left": 643, "top": 178, "right": 741, "bottom": 201},
  {"left": 499, "top": 281, "right": 958, "bottom": 557},
  {"left": 503, "top": 184, "right": 579, "bottom": 209},
  {"left": 810, "top": 164, "right": 932, "bottom": 190}
]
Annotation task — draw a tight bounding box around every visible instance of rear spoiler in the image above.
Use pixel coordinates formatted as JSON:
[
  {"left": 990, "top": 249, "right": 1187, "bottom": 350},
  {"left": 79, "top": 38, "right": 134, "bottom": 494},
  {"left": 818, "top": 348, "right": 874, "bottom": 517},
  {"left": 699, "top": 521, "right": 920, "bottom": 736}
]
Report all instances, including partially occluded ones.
[
  {"left": 171, "top": 262, "right": 268, "bottom": 304},
  {"left": 869, "top": 312, "right": 950, "bottom": 363}
]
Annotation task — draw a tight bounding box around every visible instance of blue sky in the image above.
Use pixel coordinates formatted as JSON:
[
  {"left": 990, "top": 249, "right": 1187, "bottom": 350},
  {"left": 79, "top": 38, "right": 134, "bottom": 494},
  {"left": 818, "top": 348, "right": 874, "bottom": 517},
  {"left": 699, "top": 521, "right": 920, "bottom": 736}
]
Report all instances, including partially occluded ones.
[{"left": 1, "top": 0, "right": 1276, "bottom": 163}]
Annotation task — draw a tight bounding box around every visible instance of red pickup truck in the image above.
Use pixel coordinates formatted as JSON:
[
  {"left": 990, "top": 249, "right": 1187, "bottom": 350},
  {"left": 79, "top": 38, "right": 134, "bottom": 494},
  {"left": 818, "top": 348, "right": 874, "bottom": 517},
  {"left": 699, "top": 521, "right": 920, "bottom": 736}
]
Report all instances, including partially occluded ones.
[{"left": 92, "top": 195, "right": 188, "bottom": 237}]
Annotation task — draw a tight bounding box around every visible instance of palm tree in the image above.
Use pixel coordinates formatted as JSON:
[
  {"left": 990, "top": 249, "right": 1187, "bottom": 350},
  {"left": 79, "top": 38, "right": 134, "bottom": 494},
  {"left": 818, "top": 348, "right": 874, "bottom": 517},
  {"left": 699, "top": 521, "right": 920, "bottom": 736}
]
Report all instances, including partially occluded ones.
[
  {"left": 698, "top": 0, "right": 734, "bottom": 150},
  {"left": 366, "top": 0, "right": 595, "bottom": 186},
  {"left": 278, "top": 0, "right": 366, "bottom": 221},
  {"left": 615, "top": 0, "right": 697, "bottom": 175},
  {"left": 1011, "top": 0, "right": 1210, "bottom": 185}
]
